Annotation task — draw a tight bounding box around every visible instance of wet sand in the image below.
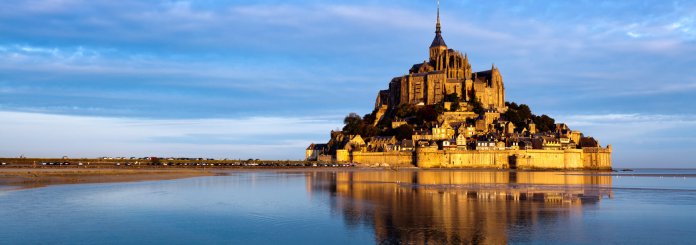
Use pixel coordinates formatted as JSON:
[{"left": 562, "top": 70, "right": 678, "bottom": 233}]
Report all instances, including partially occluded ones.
[
  {"left": 4, "top": 167, "right": 680, "bottom": 191},
  {"left": 0, "top": 167, "right": 391, "bottom": 190},
  {"left": 0, "top": 168, "right": 221, "bottom": 189}
]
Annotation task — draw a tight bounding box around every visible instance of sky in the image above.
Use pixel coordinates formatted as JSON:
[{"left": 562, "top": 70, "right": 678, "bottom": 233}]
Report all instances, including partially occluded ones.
[{"left": 0, "top": 0, "right": 695, "bottom": 167}]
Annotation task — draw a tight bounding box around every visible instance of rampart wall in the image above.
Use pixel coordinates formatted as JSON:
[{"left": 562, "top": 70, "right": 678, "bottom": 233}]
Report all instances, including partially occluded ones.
[
  {"left": 350, "top": 152, "right": 414, "bottom": 167},
  {"left": 348, "top": 147, "right": 612, "bottom": 170}
]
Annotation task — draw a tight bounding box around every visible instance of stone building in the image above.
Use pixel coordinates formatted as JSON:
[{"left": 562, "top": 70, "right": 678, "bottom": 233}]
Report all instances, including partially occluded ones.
[
  {"left": 376, "top": 5, "right": 506, "bottom": 123},
  {"left": 368, "top": 136, "right": 398, "bottom": 152},
  {"left": 306, "top": 143, "right": 328, "bottom": 161}
]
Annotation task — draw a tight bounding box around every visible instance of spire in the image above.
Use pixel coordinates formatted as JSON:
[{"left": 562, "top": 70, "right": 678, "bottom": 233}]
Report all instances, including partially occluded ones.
[
  {"left": 430, "top": 0, "right": 447, "bottom": 48},
  {"left": 436, "top": 0, "right": 441, "bottom": 35}
]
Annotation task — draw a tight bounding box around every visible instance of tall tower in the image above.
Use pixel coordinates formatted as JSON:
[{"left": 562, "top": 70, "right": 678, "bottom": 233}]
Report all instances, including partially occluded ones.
[{"left": 429, "top": 0, "right": 447, "bottom": 61}]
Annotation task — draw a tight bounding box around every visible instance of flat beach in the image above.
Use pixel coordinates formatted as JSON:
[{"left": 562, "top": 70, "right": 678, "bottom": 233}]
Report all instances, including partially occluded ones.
[{"left": 0, "top": 168, "right": 220, "bottom": 189}]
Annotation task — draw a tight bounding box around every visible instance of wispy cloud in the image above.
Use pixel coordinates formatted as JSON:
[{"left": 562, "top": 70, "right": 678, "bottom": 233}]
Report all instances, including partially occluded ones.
[
  {"left": 612, "top": 82, "right": 696, "bottom": 96},
  {"left": 0, "top": 111, "right": 341, "bottom": 159},
  {"left": 667, "top": 16, "right": 695, "bottom": 39},
  {"left": 559, "top": 113, "right": 696, "bottom": 131},
  {"left": 556, "top": 113, "right": 696, "bottom": 167}
]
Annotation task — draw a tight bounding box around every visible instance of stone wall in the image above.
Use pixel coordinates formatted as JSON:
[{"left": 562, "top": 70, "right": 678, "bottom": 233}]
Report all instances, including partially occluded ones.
[
  {"left": 336, "top": 150, "right": 350, "bottom": 163},
  {"left": 581, "top": 146, "right": 612, "bottom": 170},
  {"left": 500, "top": 148, "right": 610, "bottom": 170},
  {"left": 306, "top": 149, "right": 319, "bottom": 161},
  {"left": 415, "top": 148, "right": 508, "bottom": 168},
  {"left": 347, "top": 147, "right": 611, "bottom": 170},
  {"left": 317, "top": 154, "right": 333, "bottom": 163},
  {"left": 514, "top": 149, "right": 581, "bottom": 170},
  {"left": 411, "top": 147, "right": 611, "bottom": 170},
  {"left": 351, "top": 151, "right": 414, "bottom": 167}
]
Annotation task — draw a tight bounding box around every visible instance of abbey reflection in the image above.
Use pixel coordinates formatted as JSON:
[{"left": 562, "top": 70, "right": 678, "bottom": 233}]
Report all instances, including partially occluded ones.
[{"left": 306, "top": 171, "right": 612, "bottom": 244}]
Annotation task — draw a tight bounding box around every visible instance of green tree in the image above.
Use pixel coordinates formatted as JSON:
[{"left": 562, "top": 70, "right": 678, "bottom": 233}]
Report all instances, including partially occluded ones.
[
  {"left": 471, "top": 99, "right": 484, "bottom": 116},
  {"left": 502, "top": 109, "right": 522, "bottom": 127},
  {"left": 395, "top": 124, "right": 414, "bottom": 141},
  {"left": 579, "top": 137, "right": 598, "bottom": 147},
  {"left": 501, "top": 101, "right": 533, "bottom": 130},
  {"left": 517, "top": 104, "right": 532, "bottom": 120},
  {"left": 469, "top": 93, "right": 484, "bottom": 115},
  {"left": 395, "top": 104, "right": 416, "bottom": 118},
  {"left": 450, "top": 102, "right": 460, "bottom": 112},
  {"left": 416, "top": 106, "right": 439, "bottom": 123},
  {"left": 444, "top": 93, "right": 460, "bottom": 111},
  {"left": 444, "top": 93, "right": 458, "bottom": 102},
  {"left": 342, "top": 112, "right": 384, "bottom": 137},
  {"left": 361, "top": 124, "right": 379, "bottom": 138},
  {"left": 533, "top": 114, "right": 555, "bottom": 132},
  {"left": 342, "top": 113, "right": 363, "bottom": 135},
  {"left": 433, "top": 102, "right": 445, "bottom": 115},
  {"left": 362, "top": 112, "right": 376, "bottom": 125}
]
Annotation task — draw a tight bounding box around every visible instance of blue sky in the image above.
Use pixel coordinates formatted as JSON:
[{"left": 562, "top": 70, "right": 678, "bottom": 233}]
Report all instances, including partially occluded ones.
[{"left": 0, "top": 0, "right": 695, "bottom": 167}]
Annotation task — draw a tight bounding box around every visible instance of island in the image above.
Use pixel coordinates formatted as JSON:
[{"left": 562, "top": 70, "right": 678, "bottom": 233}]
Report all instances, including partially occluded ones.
[{"left": 306, "top": 5, "right": 611, "bottom": 170}]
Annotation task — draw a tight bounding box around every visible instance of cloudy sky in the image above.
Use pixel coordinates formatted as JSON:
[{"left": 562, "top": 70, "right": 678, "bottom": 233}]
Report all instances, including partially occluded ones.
[{"left": 0, "top": 0, "right": 695, "bottom": 167}]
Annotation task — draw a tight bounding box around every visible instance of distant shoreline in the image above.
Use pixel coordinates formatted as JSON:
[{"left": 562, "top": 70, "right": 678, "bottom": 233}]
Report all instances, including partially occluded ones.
[{"left": 0, "top": 157, "right": 316, "bottom": 168}]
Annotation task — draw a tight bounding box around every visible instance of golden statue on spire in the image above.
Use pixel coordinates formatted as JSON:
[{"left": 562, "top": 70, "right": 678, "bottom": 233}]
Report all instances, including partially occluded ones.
[{"left": 436, "top": 0, "right": 441, "bottom": 34}]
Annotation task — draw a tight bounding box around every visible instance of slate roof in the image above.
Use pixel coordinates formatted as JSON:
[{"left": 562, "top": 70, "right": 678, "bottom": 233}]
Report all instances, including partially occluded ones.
[{"left": 430, "top": 33, "right": 447, "bottom": 48}]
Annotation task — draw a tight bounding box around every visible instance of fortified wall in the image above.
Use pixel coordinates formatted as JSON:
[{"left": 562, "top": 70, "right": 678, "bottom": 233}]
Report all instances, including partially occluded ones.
[
  {"left": 350, "top": 151, "right": 414, "bottom": 167},
  {"left": 348, "top": 146, "right": 611, "bottom": 170}
]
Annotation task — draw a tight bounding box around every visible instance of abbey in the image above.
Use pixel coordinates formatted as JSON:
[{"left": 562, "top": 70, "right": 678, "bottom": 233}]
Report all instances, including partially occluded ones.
[
  {"left": 307, "top": 4, "right": 612, "bottom": 170},
  {"left": 380, "top": 9, "right": 505, "bottom": 113}
]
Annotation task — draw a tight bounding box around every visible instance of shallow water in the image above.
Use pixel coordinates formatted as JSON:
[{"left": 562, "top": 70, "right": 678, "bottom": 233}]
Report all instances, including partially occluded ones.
[{"left": 1, "top": 169, "right": 695, "bottom": 244}]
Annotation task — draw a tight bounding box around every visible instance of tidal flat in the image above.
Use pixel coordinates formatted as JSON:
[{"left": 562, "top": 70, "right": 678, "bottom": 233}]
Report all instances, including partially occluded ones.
[
  {"left": 1, "top": 168, "right": 695, "bottom": 244},
  {"left": 0, "top": 168, "right": 219, "bottom": 189}
]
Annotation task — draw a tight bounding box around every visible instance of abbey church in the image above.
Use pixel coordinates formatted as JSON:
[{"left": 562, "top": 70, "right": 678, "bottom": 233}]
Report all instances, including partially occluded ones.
[{"left": 378, "top": 7, "right": 505, "bottom": 114}]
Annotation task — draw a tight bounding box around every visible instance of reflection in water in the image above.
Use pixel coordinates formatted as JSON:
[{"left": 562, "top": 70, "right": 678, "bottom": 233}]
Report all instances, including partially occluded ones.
[{"left": 305, "top": 171, "right": 612, "bottom": 244}]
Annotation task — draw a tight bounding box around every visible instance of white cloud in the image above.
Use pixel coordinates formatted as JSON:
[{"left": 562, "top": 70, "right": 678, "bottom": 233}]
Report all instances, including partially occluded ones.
[
  {"left": 0, "top": 44, "right": 329, "bottom": 94},
  {"left": 0, "top": 44, "right": 101, "bottom": 63},
  {"left": 558, "top": 113, "right": 696, "bottom": 138},
  {"left": 0, "top": 111, "right": 340, "bottom": 159},
  {"left": 560, "top": 113, "right": 696, "bottom": 125},
  {"left": 556, "top": 113, "right": 696, "bottom": 167},
  {"left": 626, "top": 31, "right": 643, "bottom": 38},
  {"left": 611, "top": 81, "right": 696, "bottom": 96},
  {"left": 667, "top": 16, "right": 694, "bottom": 38}
]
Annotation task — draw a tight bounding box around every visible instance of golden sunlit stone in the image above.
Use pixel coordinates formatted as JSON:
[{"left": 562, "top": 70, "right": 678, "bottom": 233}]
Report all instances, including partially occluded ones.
[{"left": 306, "top": 4, "right": 611, "bottom": 170}]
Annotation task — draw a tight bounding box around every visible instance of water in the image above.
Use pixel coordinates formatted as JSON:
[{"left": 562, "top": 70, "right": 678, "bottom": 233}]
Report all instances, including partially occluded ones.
[{"left": 1, "top": 169, "right": 695, "bottom": 244}]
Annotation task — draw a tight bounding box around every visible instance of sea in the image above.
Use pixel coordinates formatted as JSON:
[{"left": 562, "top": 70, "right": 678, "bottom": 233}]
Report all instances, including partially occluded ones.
[{"left": 1, "top": 169, "right": 695, "bottom": 244}]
